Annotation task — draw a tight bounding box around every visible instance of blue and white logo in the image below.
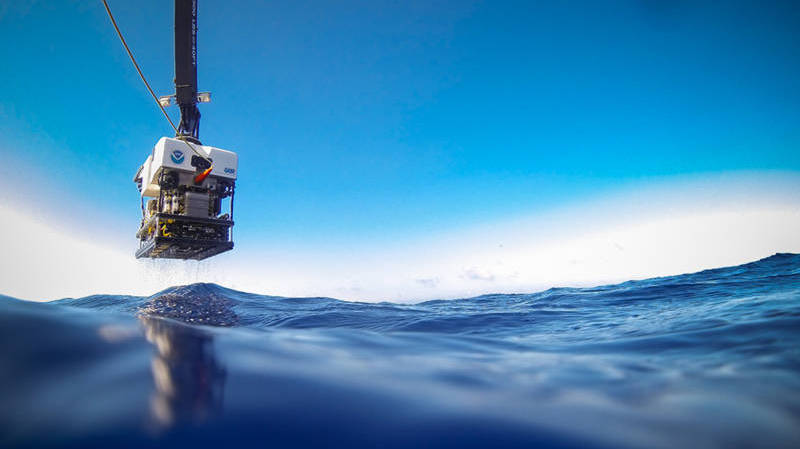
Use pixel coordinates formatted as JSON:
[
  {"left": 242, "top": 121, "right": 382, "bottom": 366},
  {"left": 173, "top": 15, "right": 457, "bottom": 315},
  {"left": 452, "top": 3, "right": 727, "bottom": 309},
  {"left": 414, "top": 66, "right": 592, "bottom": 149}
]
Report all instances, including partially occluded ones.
[
  {"left": 170, "top": 150, "right": 185, "bottom": 164},
  {"left": 224, "top": 167, "right": 236, "bottom": 174}
]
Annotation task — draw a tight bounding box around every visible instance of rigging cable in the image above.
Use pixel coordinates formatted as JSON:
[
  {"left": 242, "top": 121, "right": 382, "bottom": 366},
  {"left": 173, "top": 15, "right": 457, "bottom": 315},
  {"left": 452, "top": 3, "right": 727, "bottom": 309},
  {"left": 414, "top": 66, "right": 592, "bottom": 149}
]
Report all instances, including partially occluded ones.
[{"left": 100, "top": 0, "right": 212, "bottom": 168}]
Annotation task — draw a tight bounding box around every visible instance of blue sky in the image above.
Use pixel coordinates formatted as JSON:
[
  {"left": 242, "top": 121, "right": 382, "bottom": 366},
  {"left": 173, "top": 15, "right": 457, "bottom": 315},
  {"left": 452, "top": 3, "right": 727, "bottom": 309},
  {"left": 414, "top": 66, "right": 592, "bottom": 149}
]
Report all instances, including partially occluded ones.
[{"left": 1, "top": 1, "right": 799, "bottom": 300}]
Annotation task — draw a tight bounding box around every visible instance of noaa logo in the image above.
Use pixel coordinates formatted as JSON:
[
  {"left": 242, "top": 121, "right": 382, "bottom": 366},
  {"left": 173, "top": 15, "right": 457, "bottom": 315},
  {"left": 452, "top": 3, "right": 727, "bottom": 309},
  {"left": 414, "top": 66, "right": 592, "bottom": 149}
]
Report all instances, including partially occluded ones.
[
  {"left": 170, "top": 150, "right": 185, "bottom": 164},
  {"left": 224, "top": 167, "right": 236, "bottom": 174}
]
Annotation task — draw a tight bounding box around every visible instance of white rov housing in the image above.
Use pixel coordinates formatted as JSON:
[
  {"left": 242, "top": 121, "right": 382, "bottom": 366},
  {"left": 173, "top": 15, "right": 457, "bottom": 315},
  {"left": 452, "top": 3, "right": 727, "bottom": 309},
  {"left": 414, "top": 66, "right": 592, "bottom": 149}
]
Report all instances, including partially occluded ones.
[
  {"left": 133, "top": 137, "right": 238, "bottom": 260},
  {"left": 139, "top": 137, "right": 238, "bottom": 197}
]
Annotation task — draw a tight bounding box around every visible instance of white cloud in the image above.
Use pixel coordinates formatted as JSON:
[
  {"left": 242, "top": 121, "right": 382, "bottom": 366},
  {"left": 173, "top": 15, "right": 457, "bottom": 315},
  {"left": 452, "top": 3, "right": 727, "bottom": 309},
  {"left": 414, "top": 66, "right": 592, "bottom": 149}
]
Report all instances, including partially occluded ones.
[
  {"left": 2, "top": 171, "right": 799, "bottom": 302},
  {"left": 0, "top": 205, "right": 142, "bottom": 300},
  {"left": 211, "top": 172, "right": 800, "bottom": 302}
]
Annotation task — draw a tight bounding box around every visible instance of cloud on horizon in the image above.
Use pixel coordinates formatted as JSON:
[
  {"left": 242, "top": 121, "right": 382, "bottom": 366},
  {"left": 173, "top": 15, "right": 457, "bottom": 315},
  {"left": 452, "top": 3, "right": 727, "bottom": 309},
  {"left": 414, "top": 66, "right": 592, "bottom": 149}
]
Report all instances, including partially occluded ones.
[{"left": 1, "top": 171, "right": 799, "bottom": 302}]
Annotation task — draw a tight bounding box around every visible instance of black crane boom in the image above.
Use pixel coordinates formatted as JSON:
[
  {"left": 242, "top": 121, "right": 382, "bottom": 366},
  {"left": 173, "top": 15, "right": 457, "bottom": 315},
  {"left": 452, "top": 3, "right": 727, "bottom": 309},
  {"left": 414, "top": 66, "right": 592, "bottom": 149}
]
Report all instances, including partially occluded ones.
[{"left": 174, "top": 0, "right": 200, "bottom": 143}]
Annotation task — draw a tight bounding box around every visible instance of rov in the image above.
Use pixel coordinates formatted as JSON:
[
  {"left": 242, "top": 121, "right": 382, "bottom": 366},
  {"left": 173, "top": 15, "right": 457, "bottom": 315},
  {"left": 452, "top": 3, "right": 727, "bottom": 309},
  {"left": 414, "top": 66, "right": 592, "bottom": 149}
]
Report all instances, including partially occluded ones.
[{"left": 134, "top": 137, "right": 237, "bottom": 261}]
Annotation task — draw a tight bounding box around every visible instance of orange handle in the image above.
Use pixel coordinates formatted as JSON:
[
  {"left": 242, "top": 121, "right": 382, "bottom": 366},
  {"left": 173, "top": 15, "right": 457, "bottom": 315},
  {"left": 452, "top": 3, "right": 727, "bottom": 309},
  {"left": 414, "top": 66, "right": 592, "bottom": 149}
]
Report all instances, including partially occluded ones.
[{"left": 194, "top": 166, "right": 213, "bottom": 184}]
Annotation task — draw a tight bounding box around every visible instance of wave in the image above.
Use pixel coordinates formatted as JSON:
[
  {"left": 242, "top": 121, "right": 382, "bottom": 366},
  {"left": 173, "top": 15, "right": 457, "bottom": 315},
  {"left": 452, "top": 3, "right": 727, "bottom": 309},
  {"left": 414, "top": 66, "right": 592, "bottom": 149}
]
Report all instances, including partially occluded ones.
[
  {"left": 53, "top": 252, "right": 800, "bottom": 337},
  {"left": 1, "top": 253, "right": 799, "bottom": 448}
]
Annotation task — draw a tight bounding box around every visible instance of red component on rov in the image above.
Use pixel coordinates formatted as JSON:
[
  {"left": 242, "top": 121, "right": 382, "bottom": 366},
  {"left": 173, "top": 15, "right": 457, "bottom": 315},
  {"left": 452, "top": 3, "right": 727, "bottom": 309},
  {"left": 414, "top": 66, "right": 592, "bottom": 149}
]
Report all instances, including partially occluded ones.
[{"left": 194, "top": 167, "right": 213, "bottom": 184}]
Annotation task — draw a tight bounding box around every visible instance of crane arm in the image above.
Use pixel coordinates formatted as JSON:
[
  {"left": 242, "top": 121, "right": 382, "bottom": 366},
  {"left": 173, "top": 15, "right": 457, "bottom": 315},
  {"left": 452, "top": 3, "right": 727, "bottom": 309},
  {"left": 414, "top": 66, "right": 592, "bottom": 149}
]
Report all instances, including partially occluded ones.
[{"left": 174, "top": 0, "right": 200, "bottom": 142}]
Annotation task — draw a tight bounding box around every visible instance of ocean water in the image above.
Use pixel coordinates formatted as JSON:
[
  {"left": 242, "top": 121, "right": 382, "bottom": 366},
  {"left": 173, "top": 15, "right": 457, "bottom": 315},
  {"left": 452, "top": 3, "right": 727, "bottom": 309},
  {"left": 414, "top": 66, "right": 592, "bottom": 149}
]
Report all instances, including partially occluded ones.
[{"left": 1, "top": 254, "right": 799, "bottom": 448}]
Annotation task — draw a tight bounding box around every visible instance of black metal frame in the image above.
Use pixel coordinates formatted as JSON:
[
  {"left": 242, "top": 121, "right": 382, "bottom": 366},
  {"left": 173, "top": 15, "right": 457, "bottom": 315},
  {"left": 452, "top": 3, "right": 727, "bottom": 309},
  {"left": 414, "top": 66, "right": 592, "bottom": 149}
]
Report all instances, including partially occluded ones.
[
  {"left": 135, "top": 212, "right": 235, "bottom": 260},
  {"left": 136, "top": 235, "right": 234, "bottom": 260},
  {"left": 136, "top": 167, "right": 235, "bottom": 261}
]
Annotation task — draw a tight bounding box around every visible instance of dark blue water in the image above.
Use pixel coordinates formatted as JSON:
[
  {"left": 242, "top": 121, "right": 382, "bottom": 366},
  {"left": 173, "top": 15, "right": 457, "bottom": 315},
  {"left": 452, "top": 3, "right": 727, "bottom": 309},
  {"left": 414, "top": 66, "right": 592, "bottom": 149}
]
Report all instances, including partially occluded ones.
[{"left": 2, "top": 254, "right": 800, "bottom": 448}]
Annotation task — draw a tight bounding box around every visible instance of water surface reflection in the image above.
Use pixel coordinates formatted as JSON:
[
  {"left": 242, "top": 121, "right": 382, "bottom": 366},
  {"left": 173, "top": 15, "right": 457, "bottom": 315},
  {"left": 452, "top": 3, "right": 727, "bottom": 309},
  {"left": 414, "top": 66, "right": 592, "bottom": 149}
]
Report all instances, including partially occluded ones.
[{"left": 140, "top": 317, "right": 226, "bottom": 429}]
